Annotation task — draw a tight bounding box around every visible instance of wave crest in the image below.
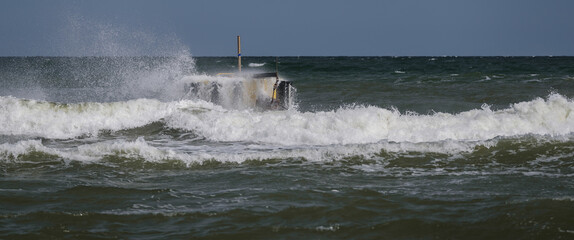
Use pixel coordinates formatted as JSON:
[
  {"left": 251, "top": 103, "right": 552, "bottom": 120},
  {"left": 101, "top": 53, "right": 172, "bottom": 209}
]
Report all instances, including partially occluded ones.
[
  {"left": 1, "top": 94, "right": 574, "bottom": 145},
  {"left": 169, "top": 93, "right": 574, "bottom": 145}
]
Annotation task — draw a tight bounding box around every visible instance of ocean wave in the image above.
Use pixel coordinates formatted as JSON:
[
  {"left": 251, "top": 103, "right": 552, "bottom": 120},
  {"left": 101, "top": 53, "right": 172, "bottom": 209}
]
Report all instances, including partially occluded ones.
[
  {"left": 0, "top": 139, "right": 96, "bottom": 163},
  {"left": 0, "top": 96, "right": 216, "bottom": 139},
  {"left": 3, "top": 134, "right": 574, "bottom": 171},
  {"left": 168, "top": 93, "right": 574, "bottom": 145},
  {"left": 1, "top": 94, "right": 574, "bottom": 145},
  {"left": 0, "top": 135, "right": 487, "bottom": 167},
  {"left": 0, "top": 97, "right": 168, "bottom": 139},
  {"left": 248, "top": 63, "right": 266, "bottom": 67}
]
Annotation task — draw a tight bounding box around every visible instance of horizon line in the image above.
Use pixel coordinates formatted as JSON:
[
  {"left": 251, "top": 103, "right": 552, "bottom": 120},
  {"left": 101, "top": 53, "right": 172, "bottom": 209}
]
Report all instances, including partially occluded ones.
[{"left": 0, "top": 55, "right": 572, "bottom": 58}]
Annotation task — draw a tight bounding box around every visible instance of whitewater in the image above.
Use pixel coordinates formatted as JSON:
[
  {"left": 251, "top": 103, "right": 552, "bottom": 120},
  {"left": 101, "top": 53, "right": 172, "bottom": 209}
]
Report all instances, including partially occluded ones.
[
  {"left": 2, "top": 56, "right": 574, "bottom": 239},
  {"left": 2, "top": 93, "right": 573, "bottom": 142},
  {"left": 2, "top": 92, "right": 574, "bottom": 165}
]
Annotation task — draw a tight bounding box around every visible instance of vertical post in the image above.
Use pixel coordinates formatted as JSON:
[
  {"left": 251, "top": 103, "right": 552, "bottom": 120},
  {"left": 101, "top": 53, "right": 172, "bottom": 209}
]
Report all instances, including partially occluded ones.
[{"left": 237, "top": 35, "right": 242, "bottom": 72}]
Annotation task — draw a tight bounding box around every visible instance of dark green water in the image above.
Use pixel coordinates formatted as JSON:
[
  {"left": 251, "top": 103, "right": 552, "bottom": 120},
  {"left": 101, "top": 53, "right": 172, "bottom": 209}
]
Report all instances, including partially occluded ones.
[{"left": 1, "top": 56, "right": 574, "bottom": 239}]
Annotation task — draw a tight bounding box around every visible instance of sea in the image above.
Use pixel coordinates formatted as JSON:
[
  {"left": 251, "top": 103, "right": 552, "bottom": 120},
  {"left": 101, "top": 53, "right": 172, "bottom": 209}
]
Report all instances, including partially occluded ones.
[{"left": 1, "top": 56, "right": 574, "bottom": 239}]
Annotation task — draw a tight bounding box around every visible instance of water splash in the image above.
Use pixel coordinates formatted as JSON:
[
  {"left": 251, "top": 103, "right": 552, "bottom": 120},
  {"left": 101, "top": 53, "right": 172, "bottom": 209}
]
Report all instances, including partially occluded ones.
[{"left": 1, "top": 15, "right": 198, "bottom": 103}]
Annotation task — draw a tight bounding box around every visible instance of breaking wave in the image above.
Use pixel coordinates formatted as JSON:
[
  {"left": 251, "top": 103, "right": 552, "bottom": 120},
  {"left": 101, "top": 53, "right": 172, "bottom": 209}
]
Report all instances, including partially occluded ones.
[
  {"left": 1, "top": 93, "right": 574, "bottom": 144},
  {"left": 2, "top": 93, "right": 574, "bottom": 166}
]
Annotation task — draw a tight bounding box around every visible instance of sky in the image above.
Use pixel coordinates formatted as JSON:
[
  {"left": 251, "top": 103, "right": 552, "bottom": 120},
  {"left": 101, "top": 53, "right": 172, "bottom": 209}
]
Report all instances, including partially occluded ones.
[{"left": 1, "top": 0, "right": 573, "bottom": 56}]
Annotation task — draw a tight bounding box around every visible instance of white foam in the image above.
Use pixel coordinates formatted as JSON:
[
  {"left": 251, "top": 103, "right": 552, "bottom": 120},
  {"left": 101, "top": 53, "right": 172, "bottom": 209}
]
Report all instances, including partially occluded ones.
[
  {"left": 77, "top": 137, "right": 189, "bottom": 163},
  {"left": 0, "top": 140, "right": 52, "bottom": 159},
  {"left": 248, "top": 63, "right": 266, "bottom": 67},
  {"left": 3, "top": 134, "right": 573, "bottom": 168},
  {"left": 2, "top": 94, "right": 574, "bottom": 147},
  {"left": 0, "top": 137, "right": 490, "bottom": 166},
  {"left": 0, "top": 96, "right": 214, "bottom": 139},
  {"left": 0, "top": 139, "right": 97, "bottom": 163},
  {"left": 168, "top": 93, "right": 574, "bottom": 145}
]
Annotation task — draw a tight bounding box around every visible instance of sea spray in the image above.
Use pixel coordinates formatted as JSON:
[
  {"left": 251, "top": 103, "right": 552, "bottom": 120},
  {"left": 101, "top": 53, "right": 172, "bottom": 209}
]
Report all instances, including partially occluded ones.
[
  {"left": 179, "top": 74, "right": 286, "bottom": 110},
  {"left": 0, "top": 16, "right": 197, "bottom": 103}
]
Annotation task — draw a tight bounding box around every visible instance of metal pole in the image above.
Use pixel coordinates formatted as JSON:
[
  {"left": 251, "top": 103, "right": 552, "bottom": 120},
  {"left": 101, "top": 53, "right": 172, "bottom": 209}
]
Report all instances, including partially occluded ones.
[{"left": 237, "top": 35, "right": 241, "bottom": 72}]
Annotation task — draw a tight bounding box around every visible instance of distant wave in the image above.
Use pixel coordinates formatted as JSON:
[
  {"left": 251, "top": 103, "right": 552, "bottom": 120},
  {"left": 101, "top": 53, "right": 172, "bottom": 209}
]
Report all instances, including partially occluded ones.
[{"left": 248, "top": 63, "right": 266, "bottom": 67}]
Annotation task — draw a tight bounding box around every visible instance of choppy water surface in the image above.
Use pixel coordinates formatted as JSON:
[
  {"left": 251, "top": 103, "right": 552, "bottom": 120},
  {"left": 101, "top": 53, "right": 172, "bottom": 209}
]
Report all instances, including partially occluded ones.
[{"left": 1, "top": 56, "right": 574, "bottom": 239}]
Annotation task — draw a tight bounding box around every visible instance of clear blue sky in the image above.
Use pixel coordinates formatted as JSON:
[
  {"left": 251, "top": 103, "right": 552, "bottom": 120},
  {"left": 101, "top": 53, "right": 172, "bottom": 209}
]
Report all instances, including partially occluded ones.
[{"left": 1, "top": 0, "right": 573, "bottom": 56}]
